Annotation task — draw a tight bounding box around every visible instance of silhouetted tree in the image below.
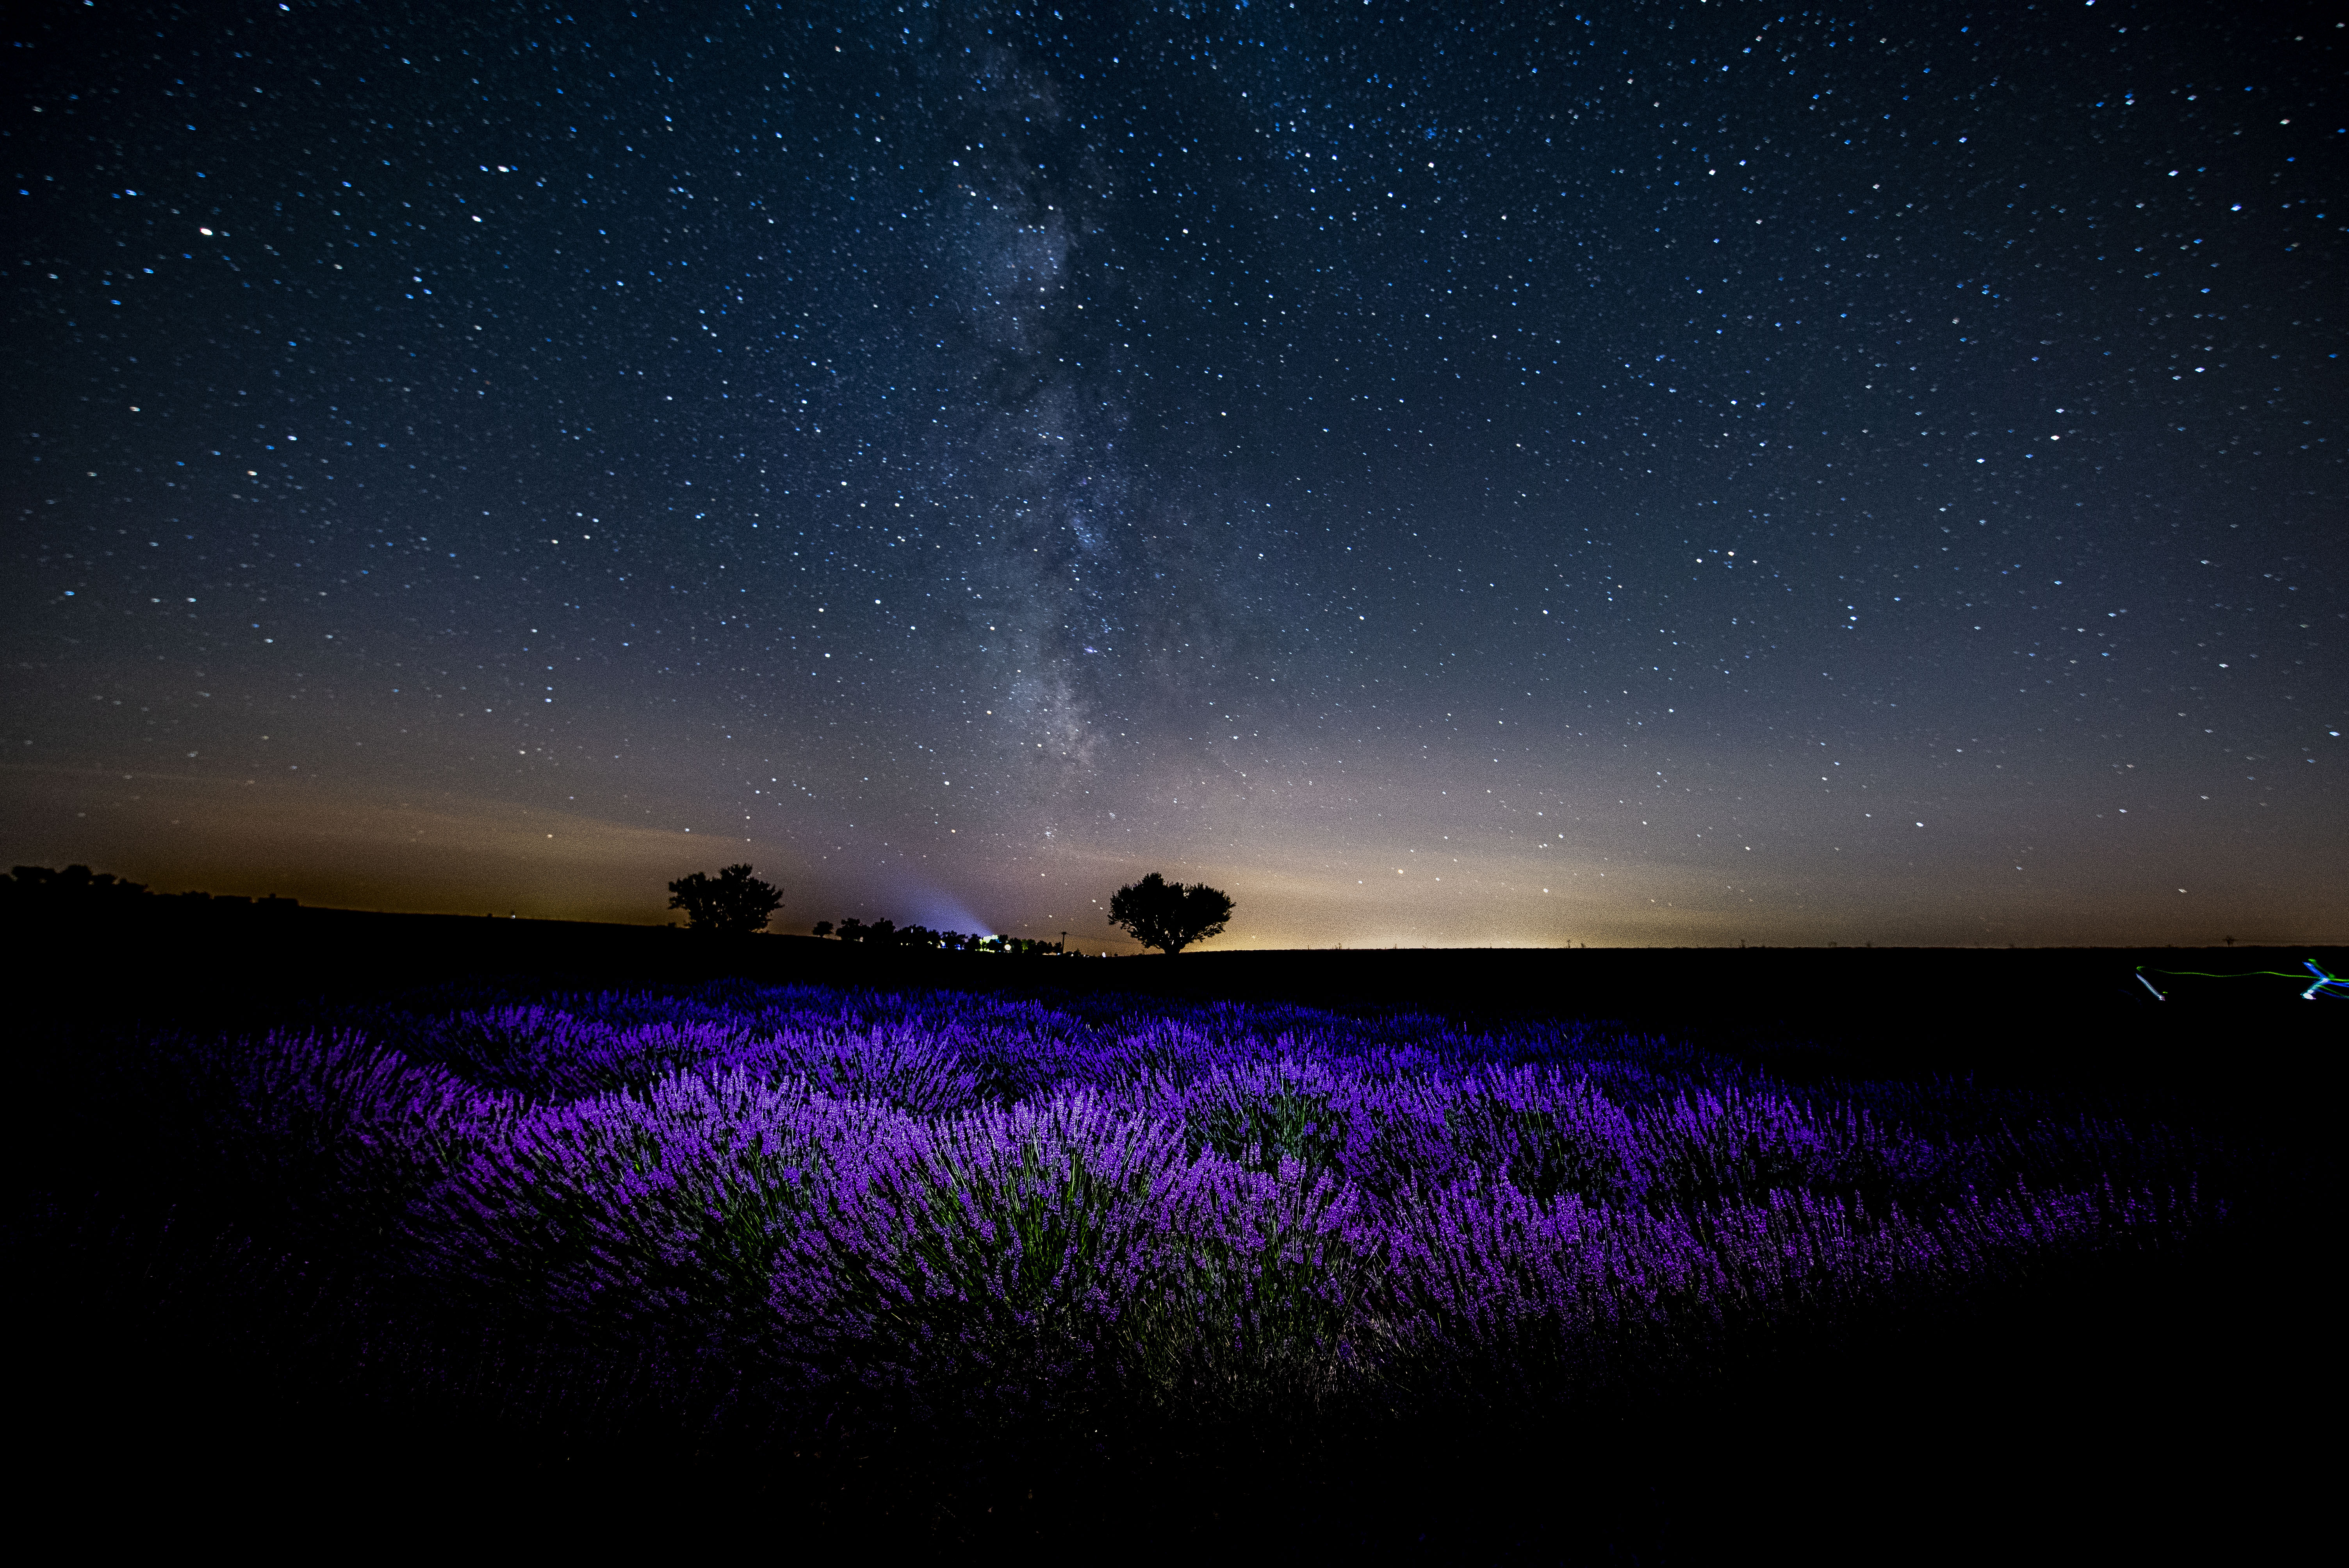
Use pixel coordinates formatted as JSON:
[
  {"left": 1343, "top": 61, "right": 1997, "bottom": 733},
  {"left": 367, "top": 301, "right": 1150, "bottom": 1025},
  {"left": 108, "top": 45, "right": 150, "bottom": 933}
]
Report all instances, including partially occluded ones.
[
  {"left": 811, "top": 920, "right": 835, "bottom": 939},
  {"left": 3, "top": 864, "right": 153, "bottom": 921},
  {"left": 1108, "top": 872, "right": 1234, "bottom": 955},
  {"left": 665, "top": 864, "right": 784, "bottom": 934}
]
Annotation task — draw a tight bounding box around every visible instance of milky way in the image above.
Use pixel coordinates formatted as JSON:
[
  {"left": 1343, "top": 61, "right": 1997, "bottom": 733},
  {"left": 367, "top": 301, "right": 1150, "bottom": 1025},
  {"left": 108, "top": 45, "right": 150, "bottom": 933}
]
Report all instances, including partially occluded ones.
[{"left": 6, "top": 2, "right": 2342, "bottom": 948}]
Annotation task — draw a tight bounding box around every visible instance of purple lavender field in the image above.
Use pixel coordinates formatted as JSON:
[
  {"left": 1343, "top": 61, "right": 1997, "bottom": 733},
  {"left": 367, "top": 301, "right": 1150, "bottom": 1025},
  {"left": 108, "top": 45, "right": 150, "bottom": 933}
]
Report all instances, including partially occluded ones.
[
  {"left": 23, "top": 962, "right": 2320, "bottom": 1555},
  {"left": 94, "top": 981, "right": 2215, "bottom": 1440}
]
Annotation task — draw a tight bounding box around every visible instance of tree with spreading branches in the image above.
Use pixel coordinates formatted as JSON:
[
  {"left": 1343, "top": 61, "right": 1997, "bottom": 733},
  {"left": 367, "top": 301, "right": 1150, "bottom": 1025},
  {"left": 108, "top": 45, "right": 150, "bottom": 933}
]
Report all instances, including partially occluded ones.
[
  {"left": 1108, "top": 871, "right": 1234, "bottom": 955},
  {"left": 665, "top": 864, "right": 784, "bottom": 934}
]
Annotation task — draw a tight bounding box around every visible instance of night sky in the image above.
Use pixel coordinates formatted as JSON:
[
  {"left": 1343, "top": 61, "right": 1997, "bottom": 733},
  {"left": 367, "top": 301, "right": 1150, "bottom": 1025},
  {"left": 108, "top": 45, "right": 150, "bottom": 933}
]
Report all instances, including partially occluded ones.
[{"left": 7, "top": 1, "right": 2342, "bottom": 950}]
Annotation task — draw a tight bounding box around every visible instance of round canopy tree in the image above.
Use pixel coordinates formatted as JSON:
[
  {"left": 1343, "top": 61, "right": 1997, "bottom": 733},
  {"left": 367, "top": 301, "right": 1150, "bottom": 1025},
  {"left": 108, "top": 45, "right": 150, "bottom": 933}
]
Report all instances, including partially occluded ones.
[
  {"left": 1107, "top": 871, "right": 1234, "bottom": 955},
  {"left": 665, "top": 864, "right": 785, "bottom": 934}
]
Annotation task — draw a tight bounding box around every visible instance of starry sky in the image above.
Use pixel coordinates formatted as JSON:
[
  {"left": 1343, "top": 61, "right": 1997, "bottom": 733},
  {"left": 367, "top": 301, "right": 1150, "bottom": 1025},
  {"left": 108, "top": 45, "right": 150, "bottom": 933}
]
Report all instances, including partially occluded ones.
[{"left": 7, "top": 0, "right": 2342, "bottom": 950}]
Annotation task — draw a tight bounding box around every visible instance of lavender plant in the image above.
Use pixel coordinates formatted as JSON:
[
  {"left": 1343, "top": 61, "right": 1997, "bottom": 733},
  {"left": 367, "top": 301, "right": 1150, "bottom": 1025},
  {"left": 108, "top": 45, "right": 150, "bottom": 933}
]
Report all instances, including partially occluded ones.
[{"left": 128, "top": 981, "right": 2218, "bottom": 1443}]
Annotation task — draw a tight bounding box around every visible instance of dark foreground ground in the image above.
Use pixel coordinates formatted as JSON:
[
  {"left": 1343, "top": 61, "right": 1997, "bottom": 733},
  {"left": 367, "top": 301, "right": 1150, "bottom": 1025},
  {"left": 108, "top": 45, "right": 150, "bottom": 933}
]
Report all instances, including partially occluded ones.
[
  {"left": 11, "top": 909, "right": 2335, "bottom": 1560},
  {"left": 24, "top": 900, "right": 2344, "bottom": 1058}
]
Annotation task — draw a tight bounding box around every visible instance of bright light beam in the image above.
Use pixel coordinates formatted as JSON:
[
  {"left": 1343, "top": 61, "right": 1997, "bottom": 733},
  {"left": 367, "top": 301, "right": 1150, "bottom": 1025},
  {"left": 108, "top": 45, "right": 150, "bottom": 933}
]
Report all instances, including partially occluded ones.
[{"left": 2135, "top": 961, "right": 2349, "bottom": 1002}]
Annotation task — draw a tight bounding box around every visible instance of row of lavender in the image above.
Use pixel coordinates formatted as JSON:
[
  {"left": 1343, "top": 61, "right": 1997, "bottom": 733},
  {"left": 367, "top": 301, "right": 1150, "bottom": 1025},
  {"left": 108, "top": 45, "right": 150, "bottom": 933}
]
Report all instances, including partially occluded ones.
[{"left": 163, "top": 981, "right": 2211, "bottom": 1433}]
